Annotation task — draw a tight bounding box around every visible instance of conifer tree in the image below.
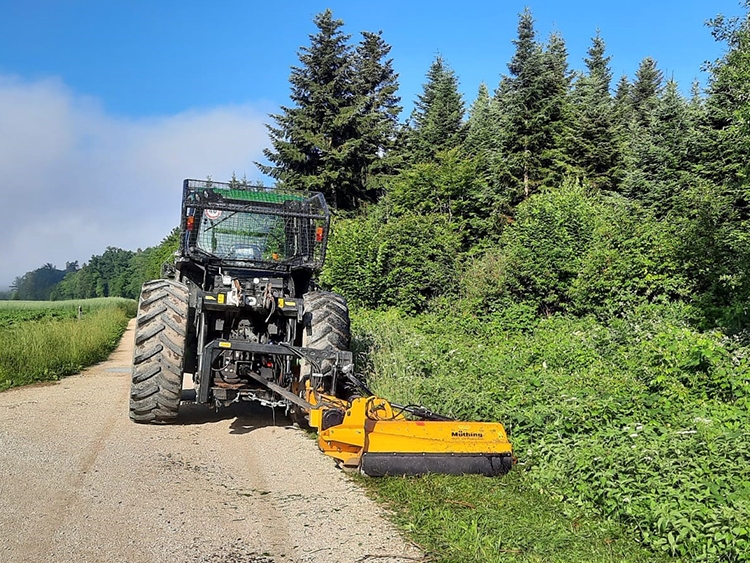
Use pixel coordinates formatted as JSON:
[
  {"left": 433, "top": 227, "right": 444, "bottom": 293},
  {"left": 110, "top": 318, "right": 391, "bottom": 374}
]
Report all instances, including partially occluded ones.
[
  {"left": 685, "top": 79, "right": 709, "bottom": 179},
  {"left": 568, "top": 32, "right": 621, "bottom": 190},
  {"left": 352, "top": 30, "right": 402, "bottom": 189},
  {"left": 616, "top": 58, "right": 664, "bottom": 200},
  {"left": 260, "top": 10, "right": 400, "bottom": 209},
  {"left": 407, "top": 56, "right": 466, "bottom": 163},
  {"left": 496, "top": 9, "right": 573, "bottom": 200},
  {"left": 464, "top": 82, "right": 499, "bottom": 156},
  {"left": 613, "top": 75, "right": 632, "bottom": 121},
  {"left": 540, "top": 31, "right": 575, "bottom": 185},
  {"left": 623, "top": 80, "right": 698, "bottom": 215},
  {"left": 696, "top": 4, "right": 750, "bottom": 319},
  {"left": 584, "top": 31, "right": 612, "bottom": 96},
  {"left": 630, "top": 57, "right": 664, "bottom": 127},
  {"left": 703, "top": 6, "right": 750, "bottom": 190}
]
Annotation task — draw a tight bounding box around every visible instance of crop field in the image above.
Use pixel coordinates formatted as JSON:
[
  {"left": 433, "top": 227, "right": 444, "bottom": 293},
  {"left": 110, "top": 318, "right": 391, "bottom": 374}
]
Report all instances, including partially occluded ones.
[
  {"left": 0, "top": 298, "right": 136, "bottom": 391},
  {"left": 353, "top": 306, "right": 750, "bottom": 562}
]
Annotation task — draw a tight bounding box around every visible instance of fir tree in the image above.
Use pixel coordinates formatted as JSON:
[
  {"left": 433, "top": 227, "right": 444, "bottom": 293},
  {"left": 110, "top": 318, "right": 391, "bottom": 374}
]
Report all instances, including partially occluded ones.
[
  {"left": 696, "top": 4, "right": 750, "bottom": 318},
  {"left": 464, "top": 82, "right": 499, "bottom": 156},
  {"left": 260, "top": 10, "right": 400, "bottom": 210},
  {"left": 352, "top": 30, "right": 402, "bottom": 191},
  {"left": 496, "top": 9, "right": 573, "bottom": 200},
  {"left": 703, "top": 5, "right": 750, "bottom": 190},
  {"left": 616, "top": 58, "right": 664, "bottom": 199},
  {"left": 631, "top": 57, "right": 664, "bottom": 127},
  {"left": 540, "top": 31, "right": 575, "bottom": 186},
  {"left": 613, "top": 75, "right": 632, "bottom": 121},
  {"left": 584, "top": 31, "right": 612, "bottom": 96},
  {"left": 407, "top": 56, "right": 466, "bottom": 163},
  {"left": 623, "top": 80, "right": 698, "bottom": 215},
  {"left": 568, "top": 32, "right": 621, "bottom": 190}
]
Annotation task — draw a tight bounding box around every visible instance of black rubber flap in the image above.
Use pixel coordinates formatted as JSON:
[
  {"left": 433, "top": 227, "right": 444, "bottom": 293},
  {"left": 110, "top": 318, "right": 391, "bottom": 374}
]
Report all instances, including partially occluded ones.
[{"left": 360, "top": 453, "right": 513, "bottom": 477}]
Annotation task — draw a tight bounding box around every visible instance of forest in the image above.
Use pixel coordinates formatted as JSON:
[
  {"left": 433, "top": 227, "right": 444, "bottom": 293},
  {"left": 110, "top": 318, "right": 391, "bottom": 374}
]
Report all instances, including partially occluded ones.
[{"left": 6, "top": 4, "right": 750, "bottom": 559}]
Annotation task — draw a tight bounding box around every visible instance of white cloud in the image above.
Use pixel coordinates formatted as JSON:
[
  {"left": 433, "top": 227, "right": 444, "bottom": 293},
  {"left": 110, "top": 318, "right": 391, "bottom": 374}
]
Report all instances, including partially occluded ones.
[{"left": 0, "top": 74, "right": 271, "bottom": 287}]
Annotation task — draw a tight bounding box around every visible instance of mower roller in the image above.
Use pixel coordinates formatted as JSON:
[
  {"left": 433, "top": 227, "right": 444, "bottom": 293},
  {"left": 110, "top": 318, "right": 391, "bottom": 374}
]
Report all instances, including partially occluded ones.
[{"left": 129, "top": 178, "right": 514, "bottom": 476}]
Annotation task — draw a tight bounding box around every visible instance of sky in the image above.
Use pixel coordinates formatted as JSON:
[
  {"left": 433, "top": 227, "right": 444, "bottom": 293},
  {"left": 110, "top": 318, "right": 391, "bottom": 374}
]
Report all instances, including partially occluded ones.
[{"left": 0, "top": 0, "right": 745, "bottom": 289}]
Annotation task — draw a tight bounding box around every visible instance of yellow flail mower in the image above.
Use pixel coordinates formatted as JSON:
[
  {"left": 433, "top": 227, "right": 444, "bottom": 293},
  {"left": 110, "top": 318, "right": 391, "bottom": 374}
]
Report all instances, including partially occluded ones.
[
  {"left": 307, "top": 387, "right": 514, "bottom": 477},
  {"left": 129, "top": 178, "right": 514, "bottom": 476}
]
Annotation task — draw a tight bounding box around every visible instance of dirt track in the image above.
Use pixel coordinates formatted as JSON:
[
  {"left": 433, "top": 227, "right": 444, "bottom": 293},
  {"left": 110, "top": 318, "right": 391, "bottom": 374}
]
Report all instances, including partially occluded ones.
[{"left": 0, "top": 319, "right": 423, "bottom": 563}]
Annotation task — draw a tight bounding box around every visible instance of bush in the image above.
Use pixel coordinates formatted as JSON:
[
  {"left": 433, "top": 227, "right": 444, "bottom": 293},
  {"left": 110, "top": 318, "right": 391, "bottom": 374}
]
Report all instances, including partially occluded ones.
[
  {"left": 322, "top": 206, "right": 460, "bottom": 311},
  {"left": 320, "top": 211, "right": 384, "bottom": 307},
  {"left": 386, "top": 149, "right": 500, "bottom": 247},
  {"left": 460, "top": 180, "right": 600, "bottom": 315},
  {"left": 460, "top": 184, "right": 695, "bottom": 320},
  {"left": 569, "top": 196, "right": 692, "bottom": 317}
]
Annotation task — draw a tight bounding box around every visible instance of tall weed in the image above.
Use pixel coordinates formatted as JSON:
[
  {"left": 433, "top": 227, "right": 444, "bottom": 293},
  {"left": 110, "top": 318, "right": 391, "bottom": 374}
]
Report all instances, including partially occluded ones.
[{"left": 352, "top": 305, "right": 750, "bottom": 561}]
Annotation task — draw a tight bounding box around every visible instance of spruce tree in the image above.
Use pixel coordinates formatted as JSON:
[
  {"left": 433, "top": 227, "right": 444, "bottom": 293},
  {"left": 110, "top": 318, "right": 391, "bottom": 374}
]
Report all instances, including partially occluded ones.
[
  {"left": 631, "top": 57, "right": 664, "bottom": 127},
  {"left": 703, "top": 6, "right": 750, "bottom": 190},
  {"left": 464, "top": 82, "right": 499, "bottom": 156},
  {"left": 697, "top": 4, "right": 750, "bottom": 322},
  {"left": 260, "top": 10, "right": 400, "bottom": 210},
  {"left": 613, "top": 75, "right": 632, "bottom": 121},
  {"left": 584, "top": 31, "right": 612, "bottom": 96},
  {"left": 407, "top": 56, "right": 466, "bottom": 163},
  {"left": 352, "top": 30, "right": 402, "bottom": 190},
  {"left": 540, "top": 31, "right": 575, "bottom": 186},
  {"left": 623, "top": 80, "right": 697, "bottom": 215},
  {"left": 616, "top": 58, "right": 664, "bottom": 200},
  {"left": 496, "top": 9, "right": 573, "bottom": 200},
  {"left": 568, "top": 32, "right": 621, "bottom": 190}
]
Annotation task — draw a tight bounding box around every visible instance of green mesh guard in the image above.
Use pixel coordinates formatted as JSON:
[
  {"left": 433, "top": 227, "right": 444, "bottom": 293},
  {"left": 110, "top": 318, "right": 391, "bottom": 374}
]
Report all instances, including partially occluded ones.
[{"left": 180, "top": 179, "right": 329, "bottom": 271}]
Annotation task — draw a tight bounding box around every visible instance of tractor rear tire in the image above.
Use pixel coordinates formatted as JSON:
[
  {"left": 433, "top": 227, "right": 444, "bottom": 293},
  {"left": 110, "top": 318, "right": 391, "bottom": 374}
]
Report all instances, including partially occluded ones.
[
  {"left": 301, "top": 291, "right": 351, "bottom": 396},
  {"left": 129, "top": 279, "right": 189, "bottom": 424}
]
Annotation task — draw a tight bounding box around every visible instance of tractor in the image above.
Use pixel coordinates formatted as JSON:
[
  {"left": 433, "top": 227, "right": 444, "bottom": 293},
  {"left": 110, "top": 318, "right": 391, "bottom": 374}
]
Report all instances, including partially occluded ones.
[{"left": 129, "top": 178, "right": 513, "bottom": 476}]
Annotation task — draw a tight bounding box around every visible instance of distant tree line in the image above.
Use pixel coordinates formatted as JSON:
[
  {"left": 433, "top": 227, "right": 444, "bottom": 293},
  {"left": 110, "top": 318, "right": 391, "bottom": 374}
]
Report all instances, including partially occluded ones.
[
  {"left": 8, "top": 262, "right": 79, "bottom": 300},
  {"left": 6, "top": 230, "right": 179, "bottom": 301}
]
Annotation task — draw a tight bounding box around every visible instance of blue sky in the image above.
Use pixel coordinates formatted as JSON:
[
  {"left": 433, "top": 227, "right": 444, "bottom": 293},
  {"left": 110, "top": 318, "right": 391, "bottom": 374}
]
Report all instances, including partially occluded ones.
[{"left": 0, "top": 0, "right": 744, "bottom": 287}]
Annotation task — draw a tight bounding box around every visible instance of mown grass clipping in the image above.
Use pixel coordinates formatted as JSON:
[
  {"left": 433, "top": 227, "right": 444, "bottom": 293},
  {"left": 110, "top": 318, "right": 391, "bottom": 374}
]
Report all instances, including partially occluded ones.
[{"left": 0, "top": 298, "right": 136, "bottom": 391}]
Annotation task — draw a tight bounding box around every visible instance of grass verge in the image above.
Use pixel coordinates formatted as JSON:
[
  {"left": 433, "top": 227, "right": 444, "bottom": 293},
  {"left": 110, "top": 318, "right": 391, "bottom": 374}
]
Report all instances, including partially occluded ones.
[
  {"left": 360, "top": 471, "right": 669, "bottom": 563},
  {"left": 0, "top": 299, "right": 136, "bottom": 391}
]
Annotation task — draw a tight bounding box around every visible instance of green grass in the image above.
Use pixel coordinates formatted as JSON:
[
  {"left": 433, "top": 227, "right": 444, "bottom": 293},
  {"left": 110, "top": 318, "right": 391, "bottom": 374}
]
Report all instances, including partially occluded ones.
[
  {"left": 0, "top": 298, "right": 136, "bottom": 391},
  {"left": 361, "top": 472, "right": 669, "bottom": 563},
  {"left": 0, "top": 298, "right": 136, "bottom": 327},
  {"left": 351, "top": 305, "right": 750, "bottom": 562},
  {"left": 0, "top": 297, "right": 135, "bottom": 310}
]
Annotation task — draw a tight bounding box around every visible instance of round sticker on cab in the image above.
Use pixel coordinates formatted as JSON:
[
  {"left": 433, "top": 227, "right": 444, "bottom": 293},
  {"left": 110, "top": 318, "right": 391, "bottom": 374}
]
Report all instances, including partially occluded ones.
[{"left": 205, "top": 209, "right": 222, "bottom": 220}]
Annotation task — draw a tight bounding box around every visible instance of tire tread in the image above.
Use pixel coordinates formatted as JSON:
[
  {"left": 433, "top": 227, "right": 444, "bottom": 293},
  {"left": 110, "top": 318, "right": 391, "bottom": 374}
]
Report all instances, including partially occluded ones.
[{"left": 129, "top": 279, "right": 189, "bottom": 424}]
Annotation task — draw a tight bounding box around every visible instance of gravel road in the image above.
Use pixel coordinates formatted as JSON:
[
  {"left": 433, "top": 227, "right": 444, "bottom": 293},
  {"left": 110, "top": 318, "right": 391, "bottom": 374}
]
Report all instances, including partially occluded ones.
[{"left": 0, "top": 319, "right": 424, "bottom": 563}]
